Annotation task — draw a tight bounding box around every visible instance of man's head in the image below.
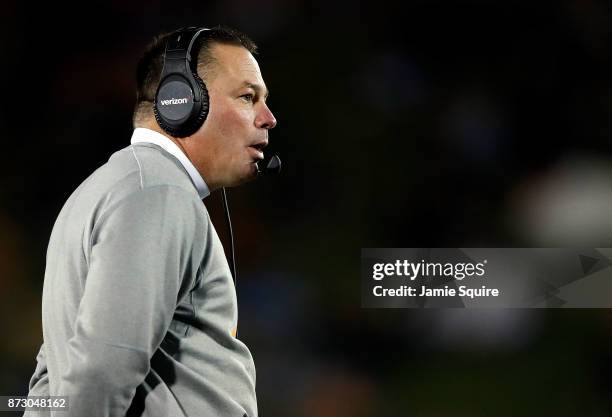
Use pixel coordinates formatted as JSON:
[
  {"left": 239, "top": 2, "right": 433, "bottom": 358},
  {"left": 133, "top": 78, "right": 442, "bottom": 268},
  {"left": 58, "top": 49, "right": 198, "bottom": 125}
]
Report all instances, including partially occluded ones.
[{"left": 133, "top": 26, "right": 277, "bottom": 190}]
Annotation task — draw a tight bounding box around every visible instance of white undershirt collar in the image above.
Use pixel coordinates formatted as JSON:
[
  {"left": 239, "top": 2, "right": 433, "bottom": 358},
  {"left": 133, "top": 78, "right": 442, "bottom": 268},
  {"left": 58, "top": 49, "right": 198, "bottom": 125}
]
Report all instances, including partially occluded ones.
[{"left": 130, "top": 128, "right": 210, "bottom": 199}]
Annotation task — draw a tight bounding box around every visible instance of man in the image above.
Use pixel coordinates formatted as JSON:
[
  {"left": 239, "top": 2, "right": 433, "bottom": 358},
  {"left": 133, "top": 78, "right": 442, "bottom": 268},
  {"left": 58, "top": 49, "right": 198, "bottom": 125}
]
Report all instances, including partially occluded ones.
[{"left": 25, "top": 26, "right": 276, "bottom": 417}]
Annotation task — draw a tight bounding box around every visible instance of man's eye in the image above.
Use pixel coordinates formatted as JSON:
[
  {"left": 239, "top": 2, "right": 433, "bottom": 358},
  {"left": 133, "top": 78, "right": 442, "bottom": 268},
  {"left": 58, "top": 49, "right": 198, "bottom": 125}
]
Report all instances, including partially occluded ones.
[{"left": 240, "top": 94, "right": 254, "bottom": 102}]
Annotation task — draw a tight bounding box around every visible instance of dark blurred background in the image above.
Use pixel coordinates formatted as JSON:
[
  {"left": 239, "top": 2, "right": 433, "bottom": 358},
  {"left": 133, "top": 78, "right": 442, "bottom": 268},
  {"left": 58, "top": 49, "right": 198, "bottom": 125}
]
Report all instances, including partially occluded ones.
[{"left": 3, "top": 0, "right": 612, "bottom": 415}]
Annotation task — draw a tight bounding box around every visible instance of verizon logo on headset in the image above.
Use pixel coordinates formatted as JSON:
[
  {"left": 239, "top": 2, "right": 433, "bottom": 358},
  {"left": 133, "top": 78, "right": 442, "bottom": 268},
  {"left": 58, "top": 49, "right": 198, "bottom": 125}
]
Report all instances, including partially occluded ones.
[{"left": 160, "top": 97, "right": 189, "bottom": 105}]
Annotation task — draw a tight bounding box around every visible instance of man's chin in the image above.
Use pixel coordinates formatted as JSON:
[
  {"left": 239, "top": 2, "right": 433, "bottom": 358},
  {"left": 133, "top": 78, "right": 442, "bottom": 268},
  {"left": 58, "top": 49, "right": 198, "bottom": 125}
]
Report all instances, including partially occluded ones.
[{"left": 224, "top": 164, "right": 259, "bottom": 188}]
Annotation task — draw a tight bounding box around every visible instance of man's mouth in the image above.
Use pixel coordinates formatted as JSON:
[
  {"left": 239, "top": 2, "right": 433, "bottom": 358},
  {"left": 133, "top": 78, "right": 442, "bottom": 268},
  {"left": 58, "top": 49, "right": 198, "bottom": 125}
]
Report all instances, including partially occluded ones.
[{"left": 248, "top": 142, "right": 267, "bottom": 160}]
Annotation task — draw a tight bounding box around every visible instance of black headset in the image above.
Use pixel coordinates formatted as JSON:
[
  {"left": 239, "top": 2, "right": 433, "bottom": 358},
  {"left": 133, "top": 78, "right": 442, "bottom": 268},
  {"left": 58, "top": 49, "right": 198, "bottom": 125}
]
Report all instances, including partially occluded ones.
[{"left": 154, "top": 27, "right": 210, "bottom": 138}]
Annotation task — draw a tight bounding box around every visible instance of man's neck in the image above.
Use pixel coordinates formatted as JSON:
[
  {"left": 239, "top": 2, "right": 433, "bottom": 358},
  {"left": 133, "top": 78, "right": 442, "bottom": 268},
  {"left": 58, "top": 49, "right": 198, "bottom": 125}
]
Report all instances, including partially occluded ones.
[{"left": 134, "top": 121, "right": 219, "bottom": 193}]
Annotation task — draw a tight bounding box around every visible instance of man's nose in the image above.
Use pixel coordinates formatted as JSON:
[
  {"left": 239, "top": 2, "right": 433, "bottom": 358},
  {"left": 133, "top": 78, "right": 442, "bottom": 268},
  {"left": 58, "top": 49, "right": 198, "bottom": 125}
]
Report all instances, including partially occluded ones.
[{"left": 256, "top": 103, "right": 277, "bottom": 129}]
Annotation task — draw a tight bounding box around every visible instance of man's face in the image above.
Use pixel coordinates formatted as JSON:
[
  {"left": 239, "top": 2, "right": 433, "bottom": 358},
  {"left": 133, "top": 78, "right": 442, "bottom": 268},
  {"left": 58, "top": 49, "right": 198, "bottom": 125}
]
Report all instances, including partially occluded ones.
[{"left": 190, "top": 43, "right": 277, "bottom": 189}]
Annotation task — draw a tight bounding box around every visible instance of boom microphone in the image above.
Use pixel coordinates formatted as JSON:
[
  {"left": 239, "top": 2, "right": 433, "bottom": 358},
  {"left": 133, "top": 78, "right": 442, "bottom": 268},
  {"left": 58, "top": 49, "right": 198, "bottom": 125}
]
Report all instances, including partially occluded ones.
[{"left": 257, "top": 154, "right": 281, "bottom": 176}]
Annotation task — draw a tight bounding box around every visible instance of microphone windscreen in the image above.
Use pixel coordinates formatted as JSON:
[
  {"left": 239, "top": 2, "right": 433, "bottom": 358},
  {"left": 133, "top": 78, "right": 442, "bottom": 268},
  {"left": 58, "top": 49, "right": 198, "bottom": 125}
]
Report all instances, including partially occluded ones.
[
  {"left": 258, "top": 154, "right": 281, "bottom": 176},
  {"left": 265, "top": 155, "right": 281, "bottom": 175}
]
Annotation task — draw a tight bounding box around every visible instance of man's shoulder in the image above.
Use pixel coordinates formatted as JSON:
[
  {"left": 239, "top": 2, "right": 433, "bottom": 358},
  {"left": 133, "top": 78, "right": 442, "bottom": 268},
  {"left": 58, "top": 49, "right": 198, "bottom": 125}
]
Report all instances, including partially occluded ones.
[
  {"left": 85, "top": 143, "right": 198, "bottom": 199},
  {"left": 119, "top": 143, "right": 199, "bottom": 195},
  {"left": 59, "top": 144, "right": 202, "bottom": 224}
]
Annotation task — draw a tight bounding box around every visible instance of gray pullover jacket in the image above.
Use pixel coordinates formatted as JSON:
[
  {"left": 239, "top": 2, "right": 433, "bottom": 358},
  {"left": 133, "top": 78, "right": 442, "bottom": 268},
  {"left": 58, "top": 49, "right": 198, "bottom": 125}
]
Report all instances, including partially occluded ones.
[{"left": 25, "top": 141, "right": 257, "bottom": 417}]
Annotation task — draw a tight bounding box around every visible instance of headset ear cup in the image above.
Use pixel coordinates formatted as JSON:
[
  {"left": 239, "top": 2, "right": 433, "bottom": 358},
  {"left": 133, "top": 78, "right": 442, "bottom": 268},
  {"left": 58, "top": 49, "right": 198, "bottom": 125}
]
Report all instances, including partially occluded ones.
[
  {"left": 153, "top": 75, "right": 208, "bottom": 138},
  {"left": 153, "top": 77, "right": 191, "bottom": 137},
  {"left": 166, "top": 74, "right": 208, "bottom": 138},
  {"left": 191, "top": 72, "right": 209, "bottom": 132},
  {"left": 153, "top": 95, "right": 173, "bottom": 135}
]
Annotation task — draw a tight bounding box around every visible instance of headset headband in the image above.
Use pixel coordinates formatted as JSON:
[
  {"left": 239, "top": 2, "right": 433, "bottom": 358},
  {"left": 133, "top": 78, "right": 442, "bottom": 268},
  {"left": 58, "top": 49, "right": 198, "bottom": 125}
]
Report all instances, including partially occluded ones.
[
  {"left": 160, "top": 27, "right": 210, "bottom": 99},
  {"left": 162, "top": 27, "right": 210, "bottom": 73}
]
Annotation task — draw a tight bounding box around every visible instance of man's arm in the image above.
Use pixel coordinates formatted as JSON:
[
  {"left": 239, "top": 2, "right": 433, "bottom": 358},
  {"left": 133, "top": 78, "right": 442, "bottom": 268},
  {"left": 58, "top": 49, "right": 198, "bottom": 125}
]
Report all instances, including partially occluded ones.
[
  {"left": 57, "top": 185, "right": 205, "bottom": 417},
  {"left": 27, "top": 344, "right": 49, "bottom": 395},
  {"left": 23, "top": 345, "right": 50, "bottom": 417}
]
